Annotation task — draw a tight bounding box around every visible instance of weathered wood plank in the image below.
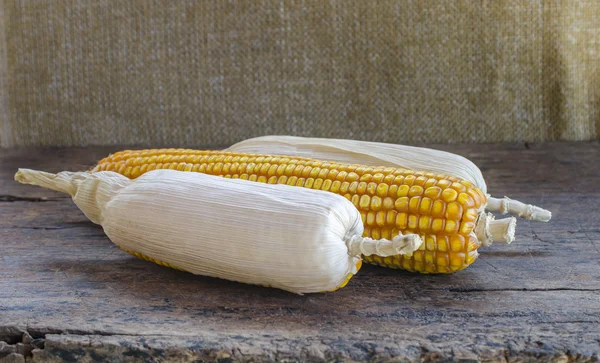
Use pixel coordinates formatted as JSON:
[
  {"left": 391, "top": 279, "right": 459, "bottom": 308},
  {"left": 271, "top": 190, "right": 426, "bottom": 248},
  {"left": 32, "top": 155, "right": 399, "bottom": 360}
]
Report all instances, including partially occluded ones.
[{"left": 1, "top": 142, "right": 599, "bottom": 362}]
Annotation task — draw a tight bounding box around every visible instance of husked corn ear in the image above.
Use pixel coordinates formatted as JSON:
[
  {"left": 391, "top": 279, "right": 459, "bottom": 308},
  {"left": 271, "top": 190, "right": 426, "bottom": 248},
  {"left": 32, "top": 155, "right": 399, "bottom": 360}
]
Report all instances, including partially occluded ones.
[
  {"left": 93, "top": 149, "right": 502, "bottom": 274},
  {"left": 226, "top": 135, "right": 552, "bottom": 222}
]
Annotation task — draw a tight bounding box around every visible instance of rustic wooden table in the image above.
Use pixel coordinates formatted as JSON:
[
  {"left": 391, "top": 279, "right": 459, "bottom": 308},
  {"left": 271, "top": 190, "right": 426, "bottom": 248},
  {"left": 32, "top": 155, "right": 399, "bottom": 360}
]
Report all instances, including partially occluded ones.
[{"left": 1, "top": 142, "right": 599, "bottom": 362}]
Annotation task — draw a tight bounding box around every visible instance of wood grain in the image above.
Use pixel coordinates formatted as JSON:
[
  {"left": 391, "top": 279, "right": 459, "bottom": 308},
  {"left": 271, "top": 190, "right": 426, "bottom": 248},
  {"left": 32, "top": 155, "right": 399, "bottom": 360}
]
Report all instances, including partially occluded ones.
[{"left": 1, "top": 142, "right": 599, "bottom": 362}]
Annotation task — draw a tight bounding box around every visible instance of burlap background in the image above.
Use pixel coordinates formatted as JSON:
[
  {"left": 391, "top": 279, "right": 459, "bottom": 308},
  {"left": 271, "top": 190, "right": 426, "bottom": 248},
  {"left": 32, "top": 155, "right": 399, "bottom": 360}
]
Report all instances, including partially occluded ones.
[{"left": 1, "top": 1, "right": 598, "bottom": 147}]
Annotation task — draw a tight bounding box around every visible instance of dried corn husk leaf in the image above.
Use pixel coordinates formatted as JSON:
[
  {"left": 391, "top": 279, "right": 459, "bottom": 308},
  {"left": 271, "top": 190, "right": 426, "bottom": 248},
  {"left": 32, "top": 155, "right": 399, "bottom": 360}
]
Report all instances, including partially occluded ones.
[{"left": 15, "top": 168, "right": 422, "bottom": 294}]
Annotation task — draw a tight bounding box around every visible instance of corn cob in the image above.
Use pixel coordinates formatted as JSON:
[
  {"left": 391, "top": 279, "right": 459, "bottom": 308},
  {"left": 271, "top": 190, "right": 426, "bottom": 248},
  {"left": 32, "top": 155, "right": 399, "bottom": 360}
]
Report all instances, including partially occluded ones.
[
  {"left": 226, "top": 135, "right": 552, "bottom": 223},
  {"left": 15, "top": 168, "right": 422, "bottom": 294},
  {"left": 92, "top": 149, "right": 515, "bottom": 274}
]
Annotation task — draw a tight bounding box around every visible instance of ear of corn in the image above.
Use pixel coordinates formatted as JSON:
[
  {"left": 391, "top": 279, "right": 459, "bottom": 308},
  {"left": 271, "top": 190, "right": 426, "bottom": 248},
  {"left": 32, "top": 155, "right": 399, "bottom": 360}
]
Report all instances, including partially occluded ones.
[
  {"left": 15, "top": 168, "right": 422, "bottom": 294},
  {"left": 92, "top": 149, "right": 515, "bottom": 274},
  {"left": 226, "top": 135, "right": 551, "bottom": 222}
]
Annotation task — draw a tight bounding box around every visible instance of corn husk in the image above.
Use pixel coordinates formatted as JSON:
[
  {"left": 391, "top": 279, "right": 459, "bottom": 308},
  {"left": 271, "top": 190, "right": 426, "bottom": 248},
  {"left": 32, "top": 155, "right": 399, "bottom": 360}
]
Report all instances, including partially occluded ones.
[{"left": 15, "top": 168, "right": 422, "bottom": 294}]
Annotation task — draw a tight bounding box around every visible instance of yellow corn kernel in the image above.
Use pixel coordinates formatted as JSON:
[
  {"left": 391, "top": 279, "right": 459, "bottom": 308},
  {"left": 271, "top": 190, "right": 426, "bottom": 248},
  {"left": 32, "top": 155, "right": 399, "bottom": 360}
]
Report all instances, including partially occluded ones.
[
  {"left": 317, "top": 169, "right": 328, "bottom": 179},
  {"left": 340, "top": 181, "right": 350, "bottom": 194},
  {"left": 313, "top": 178, "right": 324, "bottom": 189},
  {"left": 413, "top": 251, "right": 424, "bottom": 262},
  {"left": 357, "top": 182, "right": 368, "bottom": 194},
  {"left": 474, "top": 188, "right": 487, "bottom": 205},
  {"left": 436, "top": 179, "right": 451, "bottom": 189},
  {"left": 371, "top": 173, "right": 384, "bottom": 183},
  {"left": 393, "top": 175, "right": 405, "bottom": 185},
  {"left": 383, "top": 197, "right": 395, "bottom": 210},
  {"left": 431, "top": 218, "right": 445, "bottom": 233},
  {"left": 409, "top": 196, "right": 421, "bottom": 213},
  {"left": 364, "top": 182, "right": 376, "bottom": 195},
  {"left": 436, "top": 253, "right": 449, "bottom": 267},
  {"left": 395, "top": 197, "right": 409, "bottom": 212},
  {"left": 276, "top": 164, "right": 286, "bottom": 176},
  {"left": 463, "top": 208, "right": 479, "bottom": 223},
  {"left": 467, "top": 189, "right": 482, "bottom": 207},
  {"left": 359, "top": 195, "right": 371, "bottom": 209},
  {"left": 293, "top": 165, "right": 304, "bottom": 177},
  {"left": 437, "top": 265, "right": 450, "bottom": 273},
  {"left": 460, "top": 180, "right": 473, "bottom": 188},
  {"left": 445, "top": 202, "right": 463, "bottom": 220},
  {"left": 432, "top": 200, "right": 446, "bottom": 217},
  {"left": 450, "top": 253, "right": 466, "bottom": 269},
  {"left": 304, "top": 177, "right": 314, "bottom": 188},
  {"left": 330, "top": 180, "right": 341, "bottom": 193},
  {"left": 381, "top": 228, "right": 392, "bottom": 240},
  {"left": 386, "top": 210, "right": 397, "bottom": 225},
  {"left": 415, "top": 176, "right": 428, "bottom": 186},
  {"left": 359, "top": 173, "right": 372, "bottom": 182},
  {"left": 396, "top": 185, "right": 410, "bottom": 197},
  {"left": 424, "top": 251, "right": 434, "bottom": 264},
  {"left": 424, "top": 186, "right": 442, "bottom": 199},
  {"left": 467, "top": 235, "right": 481, "bottom": 251},
  {"left": 419, "top": 197, "right": 432, "bottom": 214},
  {"left": 441, "top": 188, "right": 458, "bottom": 202},
  {"left": 404, "top": 175, "right": 416, "bottom": 186},
  {"left": 408, "top": 215, "right": 418, "bottom": 230},
  {"left": 466, "top": 251, "right": 478, "bottom": 264},
  {"left": 419, "top": 215, "right": 431, "bottom": 232},
  {"left": 348, "top": 181, "right": 359, "bottom": 194},
  {"left": 445, "top": 220, "right": 458, "bottom": 234},
  {"left": 396, "top": 213, "right": 408, "bottom": 229},
  {"left": 451, "top": 182, "right": 467, "bottom": 193},
  {"left": 376, "top": 211, "right": 386, "bottom": 227},
  {"left": 450, "top": 235, "right": 465, "bottom": 252},
  {"left": 383, "top": 174, "right": 395, "bottom": 185},
  {"left": 408, "top": 185, "right": 423, "bottom": 197},
  {"left": 371, "top": 196, "right": 382, "bottom": 211},
  {"left": 424, "top": 178, "right": 437, "bottom": 189},
  {"left": 346, "top": 172, "right": 359, "bottom": 182},
  {"left": 371, "top": 228, "right": 381, "bottom": 240},
  {"left": 366, "top": 211, "right": 376, "bottom": 226},
  {"left": 131, "top": 166, "right": 141, "bottom": 178},
  {"left": 426, "top": 235, "right": 436, "bottom": 251},
  {"left": 376, "top": 184, "right": 389, "bottom": 197},
  {"left": 459, "top": 221, "right": 475, "bottom": 236},
  {"left": 437, "top": 235, "right": 448, "bottom": 252},
  {"left": 457, "top": 192, "right": 475, "bottom": 207},
  {"left": 267, "top": 164, "right": 278, "bottom": 177},
  {"left": 327, "top": 169, "right": 339, "bottom": 180},
  {"left": 301, "top": 166, "right": 312, "bottom": 178}
]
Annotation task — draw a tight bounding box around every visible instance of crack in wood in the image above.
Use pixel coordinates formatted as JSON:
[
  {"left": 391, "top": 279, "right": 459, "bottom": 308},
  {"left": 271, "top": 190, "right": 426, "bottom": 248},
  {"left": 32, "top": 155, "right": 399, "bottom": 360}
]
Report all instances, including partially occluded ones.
[
  {"left": 0, "top": 195, "right": 68, "bottom": 203},
  {"left": 449, "top": 287, "right": 600, "bottom": 293}
]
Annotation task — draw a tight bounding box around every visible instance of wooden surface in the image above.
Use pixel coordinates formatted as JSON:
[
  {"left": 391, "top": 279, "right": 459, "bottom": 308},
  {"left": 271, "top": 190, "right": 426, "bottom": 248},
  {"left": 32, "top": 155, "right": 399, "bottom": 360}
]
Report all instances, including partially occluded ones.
[{"left": 1, "top": 142, "right": 599, "bottom": 362}]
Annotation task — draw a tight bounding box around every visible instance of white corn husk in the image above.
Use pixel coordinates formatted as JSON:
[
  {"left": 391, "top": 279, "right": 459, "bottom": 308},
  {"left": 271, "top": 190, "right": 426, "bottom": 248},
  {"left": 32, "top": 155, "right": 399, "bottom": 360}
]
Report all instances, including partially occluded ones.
[
  {"left": 226, "top": 135, "right": 551, "bottom": 222},
  {"left": 15, "top": 168, "right": 422, "bottom": 294}
]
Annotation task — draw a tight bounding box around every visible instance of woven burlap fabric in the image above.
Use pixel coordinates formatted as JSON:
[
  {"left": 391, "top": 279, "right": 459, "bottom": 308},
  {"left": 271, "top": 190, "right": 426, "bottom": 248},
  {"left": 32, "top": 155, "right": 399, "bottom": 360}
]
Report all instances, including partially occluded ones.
[{"left": 1, "top": 1, "right": 598, "bottom": 147}]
